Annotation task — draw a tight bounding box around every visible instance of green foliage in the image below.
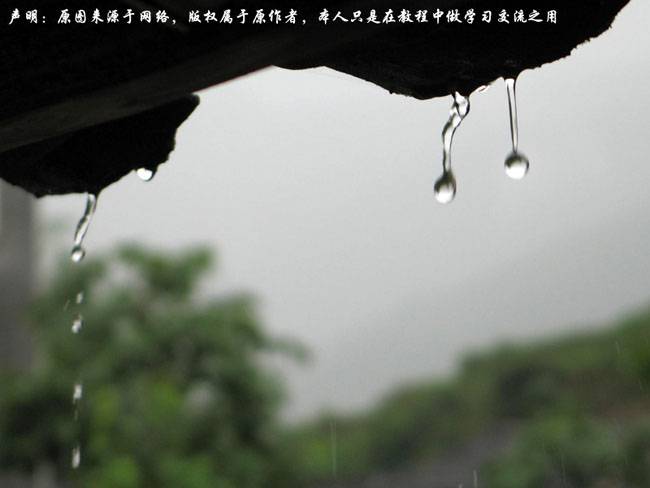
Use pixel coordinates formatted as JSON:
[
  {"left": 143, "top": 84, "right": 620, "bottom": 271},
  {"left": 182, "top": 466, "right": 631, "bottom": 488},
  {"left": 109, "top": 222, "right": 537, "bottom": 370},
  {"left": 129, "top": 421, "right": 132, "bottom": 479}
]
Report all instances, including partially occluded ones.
[
  {"left": 482, "top": 415, "right": 621, "bottom": 488},
  {"left": 622, "top": 421, "right": 650, "bottom": 486},
  {"left": 289, "top": 308, "right": 650, "bottom": 484},
  {"left": 5, "top": 241, "right": 650, "bottom": 487},
  {"left": 286, "top": 382, "right": 475, "bottom": 482},
  {"left": 0, "top": 244, "right": 301, "bottom": 487},
  {"left": 483, "top": 415, "right": 650, "bottom": 488}
]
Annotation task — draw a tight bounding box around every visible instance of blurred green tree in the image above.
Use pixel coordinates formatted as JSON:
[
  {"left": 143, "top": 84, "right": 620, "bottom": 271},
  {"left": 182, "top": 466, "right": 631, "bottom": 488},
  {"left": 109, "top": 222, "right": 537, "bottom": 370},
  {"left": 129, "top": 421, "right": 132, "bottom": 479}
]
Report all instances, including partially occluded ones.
[
  {"left": 482, "top": 414, "right": 622, "bottom": 488},
  {"left": 0, "top": 244, "right": 303, "bottom": 488}
]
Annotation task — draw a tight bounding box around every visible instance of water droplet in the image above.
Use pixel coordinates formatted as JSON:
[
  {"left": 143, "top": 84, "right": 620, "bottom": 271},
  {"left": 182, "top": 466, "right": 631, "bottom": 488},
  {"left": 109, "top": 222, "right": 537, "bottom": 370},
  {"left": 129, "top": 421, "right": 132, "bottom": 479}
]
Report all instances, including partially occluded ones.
[
  {"left": 76, "top": 292, "right": 84, "bottom": 305},
  {"left": 71, "top": 315, "right": 83, "bottom": 334},
  {"left": 136, "top": 167, "right": 155, "bottom": 182},
  {"left": 71, "top": 246, "right": 85, "bottom": 263},
  {"left": 504, "top": 77, "right": 530, "bottom": 179},
  {"left": 71, "top": 445, "right": 81, "bottom": 469},
  {"left": 504, "top": 152, "right": 530, "bottom": 180},
  {"left": 72, "top": 383, "right": 83, "bottom": 404},
  {"left": 70, "top": 194, "right": 97, "bottom": 263},
  {"left": 434, "top": 172, "right": 457, "bottom": 204},
  {"left": 434, "top": 92, "right": 470, "bottom": 204}
]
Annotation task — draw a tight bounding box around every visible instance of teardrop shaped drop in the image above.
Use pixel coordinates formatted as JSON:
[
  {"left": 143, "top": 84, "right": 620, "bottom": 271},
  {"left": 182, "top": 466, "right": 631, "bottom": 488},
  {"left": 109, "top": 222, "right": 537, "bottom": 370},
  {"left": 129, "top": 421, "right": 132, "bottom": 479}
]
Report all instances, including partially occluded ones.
[
  {"left": 504, "top": 152, "right": 530, "bottom": 180},
  {"left": 433, "top": 92, "right": 470, "bottom": 205},
  {"left": 504, "top": 77, "right": 530, "bottom": 180},
  {"left": 70, "top": 194, "right": 97, "bottom": 263},
  {"left": 71, "top": 246, "right": 86, "bottom": 263},
  {"left": 433, "top": 172, "right": 457, "bottom": 204},
  {"left": 136, "top": 167, "right": 155, "bottom": 182}
]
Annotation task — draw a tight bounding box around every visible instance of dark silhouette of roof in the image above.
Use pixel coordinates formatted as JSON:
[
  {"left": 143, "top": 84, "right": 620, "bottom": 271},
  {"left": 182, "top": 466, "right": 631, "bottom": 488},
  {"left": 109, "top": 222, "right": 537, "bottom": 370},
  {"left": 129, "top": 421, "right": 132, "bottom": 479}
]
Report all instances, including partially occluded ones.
[{"left": 0, "top": 0, "right": 631, "bottom": 197}]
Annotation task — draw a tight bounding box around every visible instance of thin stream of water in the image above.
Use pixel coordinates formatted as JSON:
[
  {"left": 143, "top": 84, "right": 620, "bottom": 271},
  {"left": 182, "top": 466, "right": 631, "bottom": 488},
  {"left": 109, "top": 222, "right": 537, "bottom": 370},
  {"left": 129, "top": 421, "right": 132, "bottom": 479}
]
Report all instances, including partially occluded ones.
[
  {"left": 69, "top": 193, "right": 97, "bottom": 470},
  {"left": 504, "top": 77, "right": 530, "bottom": 180},
  {"left": 71, "top": 194, "right": 97, "bottom": 263},
  {"left": 505, "top": 78, "right": 519, "bottom": 152},
  {"left": 433, "top": 92, "right": 470, "bottom": 204}
]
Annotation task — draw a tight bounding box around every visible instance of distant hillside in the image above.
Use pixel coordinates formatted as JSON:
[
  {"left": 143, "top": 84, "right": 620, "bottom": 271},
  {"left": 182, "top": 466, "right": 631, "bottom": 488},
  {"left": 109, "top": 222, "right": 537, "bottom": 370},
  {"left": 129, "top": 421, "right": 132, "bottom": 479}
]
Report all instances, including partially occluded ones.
[{"left": 286, "top": 306, "right": 650, "bottom": 487}]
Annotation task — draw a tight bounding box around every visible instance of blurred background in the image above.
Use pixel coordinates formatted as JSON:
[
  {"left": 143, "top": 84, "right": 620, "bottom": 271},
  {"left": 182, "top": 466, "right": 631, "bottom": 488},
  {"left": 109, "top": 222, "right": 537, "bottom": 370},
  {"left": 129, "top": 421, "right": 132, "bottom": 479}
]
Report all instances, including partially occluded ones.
[{"left": 1, "top": 1, "right": 650, "bottom": 486}]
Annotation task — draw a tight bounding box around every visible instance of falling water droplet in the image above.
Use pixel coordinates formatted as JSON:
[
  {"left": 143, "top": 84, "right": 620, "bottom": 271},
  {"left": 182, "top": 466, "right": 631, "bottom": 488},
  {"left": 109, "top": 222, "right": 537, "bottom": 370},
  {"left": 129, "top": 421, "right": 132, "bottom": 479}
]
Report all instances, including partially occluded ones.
[
  {"left": 433, "top": 172, "right": 457, "bottom": 204},
  {"left": 71, "top": 315, "right": 83, "bottom": 334},
  {"left": 71, "top": 445, "right": 81, "bottom": 469},
  {"left": 72, "top": 383, "right": 83, "bottom": 404},
  {"left": 504, "top": 77, "right": 530, "bottom": 180},
  {"left": 136, "top": 167, "right": 155, "bottom": 182},
  {"left": 433, "top": 92, "right": 470, "bottom": 204},
  {"left": 70, "top": 194, "right": 97, "bottom": 263},
  {"left": 69, "top": 199, "right": 94, "bottom": 474}
]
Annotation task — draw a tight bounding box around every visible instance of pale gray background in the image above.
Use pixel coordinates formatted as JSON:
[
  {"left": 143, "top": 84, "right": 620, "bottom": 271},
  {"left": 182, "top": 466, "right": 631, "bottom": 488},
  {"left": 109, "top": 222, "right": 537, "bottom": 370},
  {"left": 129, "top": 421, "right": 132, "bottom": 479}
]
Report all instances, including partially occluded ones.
[{"left": 40, "top": 1, "right": 650, "bottom": 420}]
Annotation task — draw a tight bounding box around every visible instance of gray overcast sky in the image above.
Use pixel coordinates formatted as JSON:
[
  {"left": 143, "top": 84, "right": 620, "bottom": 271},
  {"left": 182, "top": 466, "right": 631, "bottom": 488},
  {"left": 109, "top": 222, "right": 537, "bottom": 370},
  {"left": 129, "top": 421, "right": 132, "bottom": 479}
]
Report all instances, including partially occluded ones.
[{"left": 41, "top": 0, "right": 650, "bottom": 419}]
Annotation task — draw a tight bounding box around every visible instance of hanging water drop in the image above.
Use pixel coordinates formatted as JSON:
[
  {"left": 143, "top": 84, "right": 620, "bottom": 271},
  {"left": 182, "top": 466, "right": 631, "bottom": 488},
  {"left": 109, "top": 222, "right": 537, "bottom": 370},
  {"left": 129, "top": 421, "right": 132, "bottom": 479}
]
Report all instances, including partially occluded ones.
[
  {"left": 70, "top": 194, "right": 97, "bottom": 263},
  {"left": 71, "top": 445, "right": 81, "bottom": 469},
  {"left": 76, "top": 292, "right": 84, "bottom": 305},
  {"left": 505, "top": 152, "right": 530, "bottom": 180},
  {"left": 504, "top": 77, "right": 530, "bottom": 180},
  {"left": 433, "top": 92, "right": 470, "bottom": 204},
  {"left": 71, "top": 315, "right": 83, "bottom": 334},
  {"left": 71, "top": 247, "right": 85, "bottom": 263},
  {"left": 433, "top": 172, "right": 457, "bottom": 204},
  {"left": 136, "top": 167, "right": 155, "bottom": 182}
]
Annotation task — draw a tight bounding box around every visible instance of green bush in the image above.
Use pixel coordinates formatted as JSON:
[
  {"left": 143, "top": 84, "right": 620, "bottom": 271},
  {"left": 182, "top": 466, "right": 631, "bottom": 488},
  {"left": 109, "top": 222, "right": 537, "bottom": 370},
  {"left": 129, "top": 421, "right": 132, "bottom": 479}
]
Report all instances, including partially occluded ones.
[
  {"left": 622, "top": 421, "right": 650, "bottom": 486},
  {"left": 482, "top": 414, "right": 621, "bottom": 488},
  {"left": 0, "top": 244, "right": 302, "bottom": 487}
]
